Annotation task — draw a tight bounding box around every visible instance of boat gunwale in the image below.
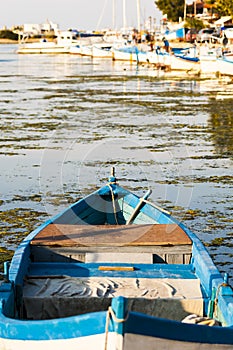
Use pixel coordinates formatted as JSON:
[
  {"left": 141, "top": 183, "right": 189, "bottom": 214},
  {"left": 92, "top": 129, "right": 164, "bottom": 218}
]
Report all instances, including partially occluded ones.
[{"left": 2, "top": 180, "right": 232, "bottom": 339}]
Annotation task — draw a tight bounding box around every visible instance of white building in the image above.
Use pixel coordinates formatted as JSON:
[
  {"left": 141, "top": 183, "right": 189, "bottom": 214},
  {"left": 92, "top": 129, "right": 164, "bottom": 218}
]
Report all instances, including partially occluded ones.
[{"left": 23, "top": 20, "right": 59, "bottom": 36}]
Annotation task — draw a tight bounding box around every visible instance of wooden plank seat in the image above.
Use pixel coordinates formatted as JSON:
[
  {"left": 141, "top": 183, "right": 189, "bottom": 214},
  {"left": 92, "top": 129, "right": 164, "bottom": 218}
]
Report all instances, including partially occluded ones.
[{"left": 31, "top": 224, "right": 192, "bottom": 247}]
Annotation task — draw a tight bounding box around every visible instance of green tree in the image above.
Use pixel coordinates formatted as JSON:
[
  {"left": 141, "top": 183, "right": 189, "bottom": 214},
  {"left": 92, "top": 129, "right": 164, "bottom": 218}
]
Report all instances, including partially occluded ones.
[
  {"left": 0, "top": 30, "right": 18, "bottom": 41},
  {"left": 184, "top": 18, "right": 204, "bottom": 30},
  {"left": 215, "top": 0, "right": 233, "bottom": 17},
  {"left": 155, "top": 0, "right": 185, "bottom": 22}
]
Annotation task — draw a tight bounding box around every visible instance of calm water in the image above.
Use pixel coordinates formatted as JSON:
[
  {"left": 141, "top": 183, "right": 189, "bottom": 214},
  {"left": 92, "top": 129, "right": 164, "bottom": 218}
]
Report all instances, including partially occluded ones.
[{"left": 0, "top": 44, "right": 232, "bottom": 284}]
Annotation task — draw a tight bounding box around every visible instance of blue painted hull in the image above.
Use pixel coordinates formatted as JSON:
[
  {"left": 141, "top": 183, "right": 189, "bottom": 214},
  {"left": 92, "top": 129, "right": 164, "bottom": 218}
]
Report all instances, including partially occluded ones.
[
  {"left": 0, "top": 170, "right": 233, "bottom": 349},
  {"left": 175, "top": 54, "right": 199, "bottom": 62}
]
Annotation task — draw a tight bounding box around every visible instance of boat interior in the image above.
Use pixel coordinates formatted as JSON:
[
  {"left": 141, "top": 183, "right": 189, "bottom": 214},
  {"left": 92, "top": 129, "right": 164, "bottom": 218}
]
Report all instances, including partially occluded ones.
[
  {"left": 4, "top": 186, "right": 209, "bottom": 323},
  {"left": 19, "top": 220, "right": 207, "bottom": 322}
]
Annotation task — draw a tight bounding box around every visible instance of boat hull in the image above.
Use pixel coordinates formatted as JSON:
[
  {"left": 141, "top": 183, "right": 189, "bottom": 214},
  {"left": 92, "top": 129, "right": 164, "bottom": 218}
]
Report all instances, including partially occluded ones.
[
  {"left": 1, "top": 307, "right": 233, "bottom": 350},
  {"left": 200, "top": 59, "right": 218, "bottom": 75},
  {"left": 112, "top": 48, "right": 138, "bottom": 62},
  {"left": 17, "top": 31, "right": 80, "bottom": 54},
  {"left": 124, "top": 333, "right": 233, "bottom": 350},
  {"left": 146, "top": 51, "right": 171, "bottom": 68},
  {"left": 170, "top": 55, "right": 200, "bottom": 71},
  {"left": 92, "top": 45, "right": 113, "bottom": 58},
  {"left": 1, "top": 171, "right": 233, "bottom": 349},
  {"left": 17, "top": 43, "right": 71, "bottom": 54},
  {"left": 69, "top": 45, "right": 83, "bottom": 55},
  {"left": 218, "top": 57, "right": 233, "bottom": 76},
  {"left": 1, "top": 331, "right": 233, "bottom": 350},
  {"left": 0, "top": 334, "right": 114, "bottom": 350}
]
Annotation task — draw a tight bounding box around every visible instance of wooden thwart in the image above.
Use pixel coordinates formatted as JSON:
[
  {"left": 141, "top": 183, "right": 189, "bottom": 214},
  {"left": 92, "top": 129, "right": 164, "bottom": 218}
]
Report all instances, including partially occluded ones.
[
  {"left": 31, "top": 224, "right": 192, "bottom": 247},
  {"left": 98, "top": 266, "right": 135, "bottom": 271}
]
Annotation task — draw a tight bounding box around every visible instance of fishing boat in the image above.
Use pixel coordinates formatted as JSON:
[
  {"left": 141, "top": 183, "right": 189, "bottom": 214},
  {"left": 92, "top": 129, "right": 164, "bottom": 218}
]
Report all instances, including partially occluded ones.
[
  {"left": 112, "top": 45, "right": 141, "bottom": 62},
  {"left": 112, "top": 43, "right": 150, "bottom": 63},
  {"left": 92, "top": 44, "right": 113, "bottom": 59},
  {"left": 69, "top": 44, "right": 83, "bottom": 55},
  {"left": 17, "top": 30, "right": 80, "bottom": 54},
  {"left": 146, "top": 48, "right": 171, "bottom": 69},
  {"left": 199, "top": 46, "right": 220, "bottom": 75},
  {"left": 170, "top": 47, "right": 200, "bottom": 72},
  {"left": 70, "top": 43, "right": 113, "bottom": 58},
  {"left": 1, "top": 168, "right": 233, "bottom": 349},
  {"left": 217, "top": 56, "right": 233, "bottom": 77}
]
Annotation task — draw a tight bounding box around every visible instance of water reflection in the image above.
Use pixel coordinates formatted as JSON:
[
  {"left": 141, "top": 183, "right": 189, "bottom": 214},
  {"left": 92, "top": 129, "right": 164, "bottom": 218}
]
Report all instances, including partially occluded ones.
[
  {"left": 208, "top": 100, "right": 233, "bottom": 158},
  {"left": 0, "top": 46, "right": 232, "bottom": 284}
]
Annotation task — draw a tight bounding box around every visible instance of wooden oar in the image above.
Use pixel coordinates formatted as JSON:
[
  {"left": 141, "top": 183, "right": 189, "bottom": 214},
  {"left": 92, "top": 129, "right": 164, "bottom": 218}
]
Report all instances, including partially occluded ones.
[{"left": 126, "top": 189, "right": 152, "bottom": 225}]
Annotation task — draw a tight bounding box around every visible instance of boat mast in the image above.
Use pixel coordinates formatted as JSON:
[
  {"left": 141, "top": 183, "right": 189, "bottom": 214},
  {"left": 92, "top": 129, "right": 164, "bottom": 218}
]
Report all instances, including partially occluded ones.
[
  {"left": 136, "top": 0, "right": 141, "bottom": 33},
  {"left": 112, "top": 0, "right": 116, "bottom": 29},
  {"left": 184, "top": 0, "right": 187, "bottom": 20},
  {"left": 123, "top": 0, "right": 126, "bottom": 29}
]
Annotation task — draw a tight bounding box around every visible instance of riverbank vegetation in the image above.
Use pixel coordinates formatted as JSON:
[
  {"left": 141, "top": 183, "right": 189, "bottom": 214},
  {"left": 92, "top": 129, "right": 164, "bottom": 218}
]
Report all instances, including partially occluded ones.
[
  {"left": 0, "top": 30, "right": 18, "bottom": 41},
  {"left": 155, "top": 0, "right": 233, "bottom": 22}
]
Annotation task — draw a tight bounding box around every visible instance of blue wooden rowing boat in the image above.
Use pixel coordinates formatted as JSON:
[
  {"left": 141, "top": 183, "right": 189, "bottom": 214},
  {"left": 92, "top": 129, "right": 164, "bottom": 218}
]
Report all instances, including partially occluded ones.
[{"left": 1, "top": 168, "right": 233, "bottom": 349}]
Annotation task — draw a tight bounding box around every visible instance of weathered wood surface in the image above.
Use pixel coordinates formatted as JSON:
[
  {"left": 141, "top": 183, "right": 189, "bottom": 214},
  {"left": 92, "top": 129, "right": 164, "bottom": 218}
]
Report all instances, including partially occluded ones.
[
  {"left": 31, "top": 224, "right": 192, "bottom": 247},
  {"left": 30, "top": 244, "right": 192, "bottom": 264}
]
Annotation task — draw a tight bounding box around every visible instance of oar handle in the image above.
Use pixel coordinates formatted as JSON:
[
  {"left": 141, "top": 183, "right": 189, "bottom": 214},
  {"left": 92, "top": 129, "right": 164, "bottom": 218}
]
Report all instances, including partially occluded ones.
[{"left": 126, "top": 189, "right": 152, "bottom": 225}]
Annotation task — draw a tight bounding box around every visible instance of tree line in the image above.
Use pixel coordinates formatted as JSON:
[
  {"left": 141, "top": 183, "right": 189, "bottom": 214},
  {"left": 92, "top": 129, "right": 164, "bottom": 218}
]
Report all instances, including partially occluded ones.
[
  {"left": 155, "top": 0, "right": 233, "bottom": 22},
  {"left": 0, "top": 30, "right": 18, "bottom": 41}
]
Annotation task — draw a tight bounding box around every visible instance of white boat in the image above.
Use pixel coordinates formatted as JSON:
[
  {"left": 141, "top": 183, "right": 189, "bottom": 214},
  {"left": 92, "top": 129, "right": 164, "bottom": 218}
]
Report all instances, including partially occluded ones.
[
  {"left": 224, "top": 28, "right": 233, "bottom": 40},
  {"left": 170, "top": 48, "right": 200, "bottom": 72},
  {"left": 17, "top": 31, "right": 80, "bottom": 54},
  {"left": 102, "top": 30, "right": 126, "bottom": 46},
  {"left": 136, "top": 51, "right": 149, "bottom": 64},
  {"left": 223, "top": 47, "right": 233, "bottom": 57},
  {"left": 78, "top": 45, "right": 93, "bottom": 57},
  {"left": 70, "top": 43, "right": 112, "bottom": 58},
  {"left": 69, "top": 38, "right": 95, "bottom": 56},
  {"left": 70, "top": 39, "right": 113, "bottom": 58},
  {"left": 198, "top": 46, "right": 221, "bottom": 75},
  {"left": 112, "top": 45, "right": 149, "bottom": 63},
  {"left": 136, "top": 42, "right": 150, "bottom": 63},
  {"left": 217, "top": 56, "right": 233, "bottom": 76},
  {"left": 147, "top": 49, "right": 171, "bottom": 69},
  {"left": 69, "top": 44, "right": 83, "bottom": 55},
  {"left": 92, "top": 44, "right": 113, "bottom": 58},
  {"left": 112, "top": 46, "right": 139, "bottom": 62}
]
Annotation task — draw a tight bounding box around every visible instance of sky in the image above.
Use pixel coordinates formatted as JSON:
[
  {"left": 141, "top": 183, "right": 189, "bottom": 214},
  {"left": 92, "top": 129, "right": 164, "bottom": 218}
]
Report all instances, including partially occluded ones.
[{"left": 1, "top": 0, "right": 162, "bottom": 31}]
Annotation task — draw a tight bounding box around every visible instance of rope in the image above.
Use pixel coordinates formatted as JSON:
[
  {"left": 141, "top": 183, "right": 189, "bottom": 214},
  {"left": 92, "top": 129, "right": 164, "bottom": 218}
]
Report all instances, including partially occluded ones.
[
  {"left": 104, "top": 308, "right": 111, "bottom": 350},
  {"left": 182, "top": 314, "right": 219, "bottom": 326},
  {"left": 104, "top": 306, "right": 129, "bottom": 350},
  {"left": 198, "top": 319, "right": 217, "bottom": 326},
  {"left": 108, "top": 306, "right": 129, "bottom": 323},
  {"left": 107, "top": 184, "right": 119, "bottom": 225}
]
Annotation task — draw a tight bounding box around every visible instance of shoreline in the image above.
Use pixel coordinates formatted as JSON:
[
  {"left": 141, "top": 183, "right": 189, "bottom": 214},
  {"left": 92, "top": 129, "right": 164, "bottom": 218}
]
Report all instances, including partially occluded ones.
[
  {"left": 0, "top": 39, "right": 18, "bottom": 44},
  {"left": 0, "top": 38, "right": 224, "bottom": 51},
  {"left": 0, "top": 38, "right": 191, "bottom": 48},
  {"left": 0, "top": 38, "right": 42, "bottom": 44}
]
